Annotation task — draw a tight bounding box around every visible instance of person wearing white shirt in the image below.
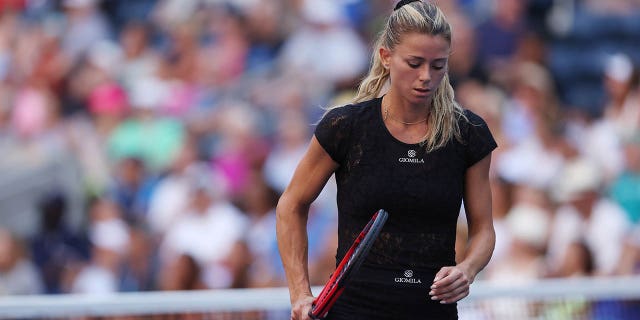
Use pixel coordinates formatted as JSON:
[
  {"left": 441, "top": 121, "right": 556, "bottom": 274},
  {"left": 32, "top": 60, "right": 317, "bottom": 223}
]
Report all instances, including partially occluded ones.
[
  {"left": 547, "top": 158, "right": 631, "bottom": 276},
  {"left": 159, "top": 164, "right": 249, "bottom": 289}
]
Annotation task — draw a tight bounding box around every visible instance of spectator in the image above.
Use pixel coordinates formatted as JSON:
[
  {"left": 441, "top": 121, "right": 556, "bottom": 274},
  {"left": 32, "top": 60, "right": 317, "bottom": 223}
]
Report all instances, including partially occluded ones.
[
  {"left": 146, "top": 137, "right": 201, "bottom": 235},
  {"left": 70, "top": 197, "right": 130, "bottom": 294},
  {"left": 496, "top": 62, "right": 568, "bottom": 194},
  {"left": 158, "top": 163, "right": 250, "bottom": 289},
  {"left": 0, "top": 227, "right": 44, "bottom": 295},
  {"left": 483, "top": 204, "right": 551, "bottom": 319},
  {"left": 196, "top": 4, "right": 250, "bottom": 88},
  {"left": 107, "top": 156, "right": 155, "bottom": 225},
  {"left": 447, "top": 12, "right": 487, "bottom": 87},
  {"left": 60, "top": 0, "right": 112, "bottom": 64},
  {"left": 485, "top": 183, "right": 553, "bottom": 279},
  {"left": 158, "top": 253, "right": 206, "bottom": 291},
  {"left": 86, "top": 81, "right": 129, "bottom": 137},
  {"left": 106, "top": 83, "right": 186, "bottom": 173},
  {"left": 29, "top": 192, "right": 89, "bottom": 294},
  {"left": 119, "top": 225, "right": 158, "bottom": 292},
  {"left": 610, "top": 132, "right": 640, "bottom": 224},
  {"left": 616, "top": 226, "right": 640, "bottom": 275},
  {"left": 117, "top": 20, "right": 161, "bottom": 99},
  {"left": 277, "top": 0, "right": 368, "bottom": 88},
  {"left": 475, "top": 0, "right": 527, "bottom": 78},
  {"left": 602, "top": 54, "right": 639, "bottom": 140},
  {"left": 554, "top": 240, "right": 596, "bottom": 278},
  {"left": 10, "top": 85, "right": 60, "bottom": 141},
  {"left": 547, "top": 158, "right": 631, "bottom": 276},
  {"left": 240, "top": 171, "right": 283, "bottom": 288},
  {"left": 262, "top": 111, "right": 311, "bottom": 193},
  {"left": 243, "top": 0, "right": 287, "bottom": 74},
  {"left": 210, "top": 101, "right": 270, "bottom": 199}
]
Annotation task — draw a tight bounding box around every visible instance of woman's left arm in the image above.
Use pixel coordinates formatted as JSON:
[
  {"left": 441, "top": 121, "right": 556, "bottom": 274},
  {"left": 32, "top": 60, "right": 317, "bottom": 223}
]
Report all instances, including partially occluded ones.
[{"left": 429, "top": 153, "right": 495, "bottom": 304}]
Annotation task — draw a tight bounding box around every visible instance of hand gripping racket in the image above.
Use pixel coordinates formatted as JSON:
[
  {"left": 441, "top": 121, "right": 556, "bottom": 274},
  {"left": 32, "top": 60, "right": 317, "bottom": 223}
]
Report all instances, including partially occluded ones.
[{"left": 309, "top": 209, "right": 389, "bottom": 319}]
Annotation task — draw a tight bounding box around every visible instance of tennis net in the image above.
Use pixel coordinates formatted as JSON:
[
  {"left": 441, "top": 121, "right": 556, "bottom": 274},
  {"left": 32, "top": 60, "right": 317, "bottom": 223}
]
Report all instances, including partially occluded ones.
[{"left": 1, "top": 276, "right": 639, "bottom": 319}]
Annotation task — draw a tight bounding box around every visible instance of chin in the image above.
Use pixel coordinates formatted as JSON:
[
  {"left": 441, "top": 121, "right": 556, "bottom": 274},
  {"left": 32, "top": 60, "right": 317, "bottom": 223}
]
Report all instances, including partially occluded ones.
[{"left": 408, "top": 95, "right": 431, "bottom": 106}]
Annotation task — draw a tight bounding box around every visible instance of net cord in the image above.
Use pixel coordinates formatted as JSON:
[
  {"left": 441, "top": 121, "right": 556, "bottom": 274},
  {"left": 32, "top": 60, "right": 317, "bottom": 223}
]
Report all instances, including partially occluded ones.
[{"left": 1, "top": 276, "right": 640, "bottom": 318}]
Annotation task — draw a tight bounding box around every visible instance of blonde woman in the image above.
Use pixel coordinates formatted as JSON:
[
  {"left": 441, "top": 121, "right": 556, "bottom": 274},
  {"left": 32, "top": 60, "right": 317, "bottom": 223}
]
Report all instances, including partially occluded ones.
[{"left": 277, "top": 1, "right": 497, "bottom": 319}]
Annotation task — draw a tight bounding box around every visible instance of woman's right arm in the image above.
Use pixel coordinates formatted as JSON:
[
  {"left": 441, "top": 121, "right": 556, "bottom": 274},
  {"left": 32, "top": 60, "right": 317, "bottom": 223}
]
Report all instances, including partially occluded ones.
[{"left": 277, "top": 136, "right": 339, "bottom": 320}]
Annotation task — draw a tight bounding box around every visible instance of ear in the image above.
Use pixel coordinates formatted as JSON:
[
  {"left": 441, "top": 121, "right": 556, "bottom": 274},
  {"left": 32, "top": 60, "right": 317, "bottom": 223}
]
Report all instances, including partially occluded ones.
[{"left": 379, "top": 46, "right": 391, "bottom": 69}]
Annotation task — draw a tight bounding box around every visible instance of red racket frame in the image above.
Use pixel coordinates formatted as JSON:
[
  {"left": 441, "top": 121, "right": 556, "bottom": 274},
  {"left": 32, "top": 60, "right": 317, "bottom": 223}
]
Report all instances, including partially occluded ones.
[{"left": 309, "top": 209, "right": 389, "bottom": 319}]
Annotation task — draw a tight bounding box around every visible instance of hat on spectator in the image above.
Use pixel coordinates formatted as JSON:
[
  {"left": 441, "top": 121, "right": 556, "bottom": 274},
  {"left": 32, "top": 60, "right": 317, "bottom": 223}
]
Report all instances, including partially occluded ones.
[
  {"left": 88, "top": 83, "right": 129, "bottom": 117},
  {"left": 184, "top": 163, "right": 229, "bottom": 199},
  {"left": 605, "top": 53, "right": 633, "bottom": 83},
  {"left": 551, "top": 158, "right": 603, "bottom": 202},
  {"left": 301, "top": 0, "right": 345, "bottom": 25},
  {"left": 505, "top": 204, "right": 550, "bottom": 249},
  {"left": 89, "top": 218, "right": 130, "bottom": 254}
]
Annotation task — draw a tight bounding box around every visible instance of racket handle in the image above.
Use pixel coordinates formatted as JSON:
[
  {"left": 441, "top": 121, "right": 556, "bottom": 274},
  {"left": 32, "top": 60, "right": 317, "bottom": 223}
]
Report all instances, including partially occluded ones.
[{"left": 308, "top": 305, "right": 322, "bottom": 320}]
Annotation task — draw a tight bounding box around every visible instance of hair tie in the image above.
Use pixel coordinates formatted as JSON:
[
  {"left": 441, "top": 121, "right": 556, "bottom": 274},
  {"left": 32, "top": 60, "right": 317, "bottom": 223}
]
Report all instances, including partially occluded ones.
[{"left": 394, "top": 0, "right": 420, "bottom": 11}]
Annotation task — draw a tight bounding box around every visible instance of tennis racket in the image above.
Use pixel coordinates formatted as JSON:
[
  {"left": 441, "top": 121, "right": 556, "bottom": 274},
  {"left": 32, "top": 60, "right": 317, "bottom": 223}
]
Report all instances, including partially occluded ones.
[{"left": 309, "top": 209, "right": 389, "bottom": 319}]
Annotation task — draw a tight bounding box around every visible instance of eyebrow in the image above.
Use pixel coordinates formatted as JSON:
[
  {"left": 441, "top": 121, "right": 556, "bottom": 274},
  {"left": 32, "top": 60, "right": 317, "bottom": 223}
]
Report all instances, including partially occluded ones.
[{"left": 407, "top": 56, "right": 448, "bottom": 62}]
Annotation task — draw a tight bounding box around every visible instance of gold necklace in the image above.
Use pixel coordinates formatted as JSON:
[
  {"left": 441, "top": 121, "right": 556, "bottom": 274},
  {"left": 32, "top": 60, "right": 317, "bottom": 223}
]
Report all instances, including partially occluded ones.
[{"left": 383, "top": 104, "right": 429, "bottom": 125}]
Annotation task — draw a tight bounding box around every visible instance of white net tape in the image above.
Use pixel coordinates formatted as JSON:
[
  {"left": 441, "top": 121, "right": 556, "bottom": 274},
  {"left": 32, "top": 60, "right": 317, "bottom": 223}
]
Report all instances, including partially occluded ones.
[{"left": 1, "top": 276, "right": 640, "bottom": 319}]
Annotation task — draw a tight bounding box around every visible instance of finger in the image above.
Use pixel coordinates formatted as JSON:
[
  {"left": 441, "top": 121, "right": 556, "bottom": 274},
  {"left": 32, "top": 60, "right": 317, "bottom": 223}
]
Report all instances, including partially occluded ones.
[
  {"left": 430, "top": 281, "right": 462, "bottom": 300},
  {"left": 291, "top": 306, "right": 311, "bottom": 320},
  {"left": 430, "top": 274, "right": 469, "bottom": 299},
  {"left": 431, "top": 282, "right": 469, "bottom": 302},
  {"left": 439, "top": 289, "right": 470, "bottom": 304},
  {"left": 302, "top": 305, "right": 313, "bottom": 320},
  {"left": 291, "top": 295, "right": 315, "bottom": 320},
  {"left": 432, "top": 269, "right": 462, "bottom": 291},
  {"left": 433, "top": 267, "right": 451, "bottom": 283},
  {"left": 291, "top": 310, "right": 312, "bottom": 320}
]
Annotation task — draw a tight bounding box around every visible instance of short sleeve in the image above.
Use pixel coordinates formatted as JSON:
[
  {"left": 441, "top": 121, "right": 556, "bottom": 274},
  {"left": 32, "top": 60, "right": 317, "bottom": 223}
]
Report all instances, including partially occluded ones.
[
  {"left": 461, "top": 110, "right": 497, "bottom": 167},
  {"left": 314, "top": 106, "right": 353, "bottom": 164}
]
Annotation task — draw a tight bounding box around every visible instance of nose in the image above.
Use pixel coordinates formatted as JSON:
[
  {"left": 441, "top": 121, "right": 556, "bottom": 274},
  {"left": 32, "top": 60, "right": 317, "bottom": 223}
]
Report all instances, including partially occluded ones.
[{"left": 418, "top": 65, "right": 431, "bottom": 83}]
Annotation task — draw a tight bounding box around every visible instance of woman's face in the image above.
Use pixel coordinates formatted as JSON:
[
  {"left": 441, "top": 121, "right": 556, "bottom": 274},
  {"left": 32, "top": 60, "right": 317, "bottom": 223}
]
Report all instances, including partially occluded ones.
[{"left": 380, "top": 33, "right": 450, "bottom": 107}]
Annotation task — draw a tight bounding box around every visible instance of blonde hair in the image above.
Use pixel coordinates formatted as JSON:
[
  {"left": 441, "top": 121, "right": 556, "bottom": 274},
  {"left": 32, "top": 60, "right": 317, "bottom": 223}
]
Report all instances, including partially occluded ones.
[{"left": 353, "top": 1, "right": 465, "bottom": 152}]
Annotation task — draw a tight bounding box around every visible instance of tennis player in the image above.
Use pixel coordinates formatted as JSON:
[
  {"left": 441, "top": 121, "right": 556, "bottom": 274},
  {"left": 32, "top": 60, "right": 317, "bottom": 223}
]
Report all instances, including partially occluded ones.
[{"left": 276, "top": 1, "right": 497, "bottom": 319}]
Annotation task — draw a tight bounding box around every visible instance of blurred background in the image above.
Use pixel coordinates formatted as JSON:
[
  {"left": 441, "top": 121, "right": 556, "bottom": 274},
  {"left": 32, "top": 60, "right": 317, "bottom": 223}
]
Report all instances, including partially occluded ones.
[{"left": 0, "top": 0, "right": 639, "bottom": 311}]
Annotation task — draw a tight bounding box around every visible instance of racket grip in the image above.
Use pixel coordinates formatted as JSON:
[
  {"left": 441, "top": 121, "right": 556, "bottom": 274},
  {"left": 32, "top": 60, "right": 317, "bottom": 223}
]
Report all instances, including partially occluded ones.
[
  {"left": 309, "top": 300, "right": 327, "bottom": 320},
  {"left": 308, "top": 307, "right": 321, "bottom": 320}
]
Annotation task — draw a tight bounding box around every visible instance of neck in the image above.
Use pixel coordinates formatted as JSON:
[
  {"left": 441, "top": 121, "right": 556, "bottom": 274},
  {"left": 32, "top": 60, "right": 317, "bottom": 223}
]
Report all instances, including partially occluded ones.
[{"left": 382, "top": 95, "right": 430, "bottom": 125}]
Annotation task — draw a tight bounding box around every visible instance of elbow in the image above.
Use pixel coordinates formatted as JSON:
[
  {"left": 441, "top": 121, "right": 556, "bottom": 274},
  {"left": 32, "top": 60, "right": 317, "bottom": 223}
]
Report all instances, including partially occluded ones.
[
  {"left": 275, "top": 193, "right": 289, "bottom": 223},
  {"left": 275, "top": 191, "right": 310, "bottom": 223},
  {"left": 276, "top": 191, "right": 294, "bottom": 216}
]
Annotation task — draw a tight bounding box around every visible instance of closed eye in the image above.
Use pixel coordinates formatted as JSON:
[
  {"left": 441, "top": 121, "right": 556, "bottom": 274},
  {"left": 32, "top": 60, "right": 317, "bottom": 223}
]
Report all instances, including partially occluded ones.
[{"left": 432, "top": 58, "right": 448, "bottom": 70}]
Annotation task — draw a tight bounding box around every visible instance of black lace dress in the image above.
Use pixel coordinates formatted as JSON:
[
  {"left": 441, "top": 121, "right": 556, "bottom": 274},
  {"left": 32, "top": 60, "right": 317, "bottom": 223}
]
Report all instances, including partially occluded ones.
[{"left": 314, "top": 96, "right": 497, "bottom": 319}]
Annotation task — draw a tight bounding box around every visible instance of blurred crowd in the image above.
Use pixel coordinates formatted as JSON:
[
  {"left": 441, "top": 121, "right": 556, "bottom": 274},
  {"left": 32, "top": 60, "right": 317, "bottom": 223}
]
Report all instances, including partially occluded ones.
[{"left": 0, "top": 0, "right": 639, "bottom": 304}]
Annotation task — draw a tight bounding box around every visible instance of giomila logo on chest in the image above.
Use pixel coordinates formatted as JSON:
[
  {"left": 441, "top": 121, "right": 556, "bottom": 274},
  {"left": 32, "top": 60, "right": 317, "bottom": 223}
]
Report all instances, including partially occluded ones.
[{"left": 398, "top": 149, "right": 424, "bottom": 163}]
